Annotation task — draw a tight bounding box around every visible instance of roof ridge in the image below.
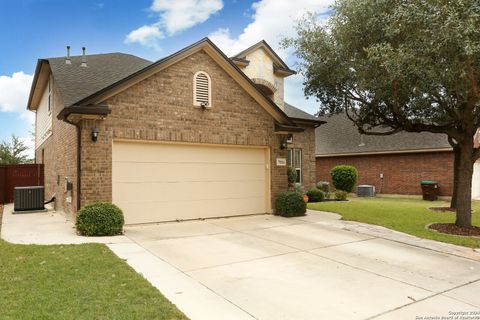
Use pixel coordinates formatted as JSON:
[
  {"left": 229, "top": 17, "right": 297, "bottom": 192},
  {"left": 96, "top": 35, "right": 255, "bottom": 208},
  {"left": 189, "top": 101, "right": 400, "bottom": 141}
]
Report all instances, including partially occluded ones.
[{"left": 45, "top": 52, "right": 152, "bottom": 62}]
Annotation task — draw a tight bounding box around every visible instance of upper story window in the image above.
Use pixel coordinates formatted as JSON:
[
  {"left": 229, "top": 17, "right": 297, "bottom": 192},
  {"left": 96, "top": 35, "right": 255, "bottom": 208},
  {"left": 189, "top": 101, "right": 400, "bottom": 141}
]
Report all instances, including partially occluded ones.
[{"left": 193, "top": 71, "right": 211, "bottom": 108}]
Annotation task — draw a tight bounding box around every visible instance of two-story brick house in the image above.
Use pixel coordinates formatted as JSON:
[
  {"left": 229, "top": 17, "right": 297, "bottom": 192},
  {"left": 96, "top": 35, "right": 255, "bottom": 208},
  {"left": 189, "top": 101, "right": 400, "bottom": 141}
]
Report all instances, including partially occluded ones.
[{"left": 27, "top": 38, "right": 322, "bottom": 224}]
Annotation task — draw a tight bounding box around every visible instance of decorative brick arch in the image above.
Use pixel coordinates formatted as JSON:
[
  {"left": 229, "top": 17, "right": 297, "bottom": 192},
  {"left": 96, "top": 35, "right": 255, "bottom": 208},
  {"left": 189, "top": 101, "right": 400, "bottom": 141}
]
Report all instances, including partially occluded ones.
[{"left": 251, "top": 78, "right": 277, "bottom": 95}]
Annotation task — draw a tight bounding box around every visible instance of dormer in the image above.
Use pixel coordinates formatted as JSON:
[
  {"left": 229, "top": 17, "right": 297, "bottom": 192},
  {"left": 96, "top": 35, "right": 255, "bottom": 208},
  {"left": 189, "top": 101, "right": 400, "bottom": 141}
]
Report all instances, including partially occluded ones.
[{"left": 231, "top": 40, "right": 295, "bottom": 110}]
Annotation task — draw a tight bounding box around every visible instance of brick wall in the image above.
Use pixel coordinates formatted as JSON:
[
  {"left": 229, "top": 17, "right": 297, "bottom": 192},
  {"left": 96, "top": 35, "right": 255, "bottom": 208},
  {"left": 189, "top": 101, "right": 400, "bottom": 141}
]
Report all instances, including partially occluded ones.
[
  {"left": 316, "top": 151, "right": 453, "bottom": 196},
  {"left": 36, "top": 137, "right": 54, "bottom": 200},
  {"left": 35, "top": 81, "right": 78, "bottom": 213},
  {"left": 78, "top": 50, "right": 315, "bottom": 210}
]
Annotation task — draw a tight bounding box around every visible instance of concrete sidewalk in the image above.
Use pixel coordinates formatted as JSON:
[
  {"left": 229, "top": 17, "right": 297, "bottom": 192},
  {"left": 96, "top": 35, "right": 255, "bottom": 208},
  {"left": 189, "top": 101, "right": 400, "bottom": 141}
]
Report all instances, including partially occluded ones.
[{"left": 0, "top": 203, "right": 129, "bottom": 245}]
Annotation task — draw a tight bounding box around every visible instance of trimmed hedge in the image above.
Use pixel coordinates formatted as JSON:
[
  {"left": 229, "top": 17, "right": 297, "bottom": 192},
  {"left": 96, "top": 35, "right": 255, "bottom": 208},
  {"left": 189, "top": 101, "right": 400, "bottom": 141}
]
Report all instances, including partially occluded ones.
[
  {"left": 276, "top": 192, "right": 306, "bottom": 217},
  {"left": 306, "top": 188, "right": 325, "bottom": 202},
  {"left": 330, "top": 165, "right": 358, "bottom": 192},
  {"left": 76, "top": 202, "right": 124, "bottom": 236},
  {"left": 335, "top": 190, "right": 348, "bottom": 201},
  {"left": 287, "top": 167, "right": 297, "bottom": 187}
]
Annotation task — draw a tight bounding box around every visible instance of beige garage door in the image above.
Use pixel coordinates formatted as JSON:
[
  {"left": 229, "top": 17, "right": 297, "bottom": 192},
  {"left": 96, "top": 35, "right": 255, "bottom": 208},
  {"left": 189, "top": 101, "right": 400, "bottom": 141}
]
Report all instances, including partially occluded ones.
[{"left": 112, "top": 141, "right": 269, "bottom": 224}]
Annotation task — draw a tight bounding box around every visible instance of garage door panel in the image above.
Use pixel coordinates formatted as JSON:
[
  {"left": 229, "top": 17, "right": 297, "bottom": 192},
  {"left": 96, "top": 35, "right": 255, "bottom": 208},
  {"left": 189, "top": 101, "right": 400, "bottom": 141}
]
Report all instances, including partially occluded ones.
[
  {"left": 117, "top": 196, "right": 266, "bottom": 224},
  {"left": 113, "top": 162, "right": 265, "bottom": 183},
  {"left": 114, "top": 180, "right": 266, "bottom": 203},
  {"left": 113, "top": 142, "right": 268, "bottom": 224},
  {"left": 114, "top": 142, "right": 265, "bottom": 164}
]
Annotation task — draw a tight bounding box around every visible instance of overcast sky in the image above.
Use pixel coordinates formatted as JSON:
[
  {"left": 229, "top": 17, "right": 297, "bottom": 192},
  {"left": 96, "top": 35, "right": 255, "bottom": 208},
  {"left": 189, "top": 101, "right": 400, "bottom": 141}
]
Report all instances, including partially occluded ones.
[{"left": 0, "top": 0, "right": 333, "bottom": 157}]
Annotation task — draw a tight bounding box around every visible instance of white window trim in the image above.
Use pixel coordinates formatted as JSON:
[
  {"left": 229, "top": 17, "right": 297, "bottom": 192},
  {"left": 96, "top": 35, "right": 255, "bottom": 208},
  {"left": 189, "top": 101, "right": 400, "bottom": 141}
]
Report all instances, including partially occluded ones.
[
  {"left": 294, "top": 149, "right": 302, "bottom": 184},
  {"left": 287, "top": 148, "right": 302, "bottom": 184},
  {"left": 193, "top": 71, "right": 212, "bottom": 108}
]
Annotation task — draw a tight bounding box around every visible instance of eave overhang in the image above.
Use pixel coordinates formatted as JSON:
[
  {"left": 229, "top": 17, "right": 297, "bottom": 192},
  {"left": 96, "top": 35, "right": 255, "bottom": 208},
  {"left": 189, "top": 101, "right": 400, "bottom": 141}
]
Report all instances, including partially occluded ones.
[
  {"left": 231, "top": 57, "right": 249, "bottom": 67},
  {"left": 315, "top": 147, "right": 453, "bottom": 158},
  {"left": 273, "top": 66, "right": 296, "bottom": 76},
  {"left": 27, "top": 59, "right": 50, "bottom": 111},
  {"left": 275, "top": 123, "right": 305, "bottom": 133},
  {"left": 290, "top": 117, "right": 326, "bottom": 128},
  {"left": 57, "top": 104, "right": 111, "bottom": 123}
]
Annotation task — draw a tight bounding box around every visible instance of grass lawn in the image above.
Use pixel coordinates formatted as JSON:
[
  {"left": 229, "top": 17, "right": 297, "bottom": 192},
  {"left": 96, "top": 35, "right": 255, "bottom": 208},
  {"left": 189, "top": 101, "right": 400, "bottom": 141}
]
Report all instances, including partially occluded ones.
[
  {"left": 0, "top": 206, "right": 188, "bottom": 320},
  {"left": 308, "top": 197, "right": 480, "bottom": 248}
]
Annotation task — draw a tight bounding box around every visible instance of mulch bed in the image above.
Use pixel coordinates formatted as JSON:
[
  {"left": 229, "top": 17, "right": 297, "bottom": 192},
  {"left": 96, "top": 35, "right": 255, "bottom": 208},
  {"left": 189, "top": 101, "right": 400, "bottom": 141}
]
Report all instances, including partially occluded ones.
[
  {"left": 428, "top": 223, "right": 480, "bottom": 237},
  {"left": 429, "top": 207, "right": 456, "bottom": 213}
]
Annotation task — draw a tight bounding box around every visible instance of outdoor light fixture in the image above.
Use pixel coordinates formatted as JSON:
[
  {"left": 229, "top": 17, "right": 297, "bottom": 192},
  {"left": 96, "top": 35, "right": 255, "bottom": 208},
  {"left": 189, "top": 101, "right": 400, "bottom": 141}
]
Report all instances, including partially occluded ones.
[
  {"left": 91, "top": 127, "right": 99, "bottom": 142},
  {"left": 280, "top": 134, "right": 293, "bottom": 149},
  {"left": 286, "top": 134, "right": 293, "bottom": 144}
]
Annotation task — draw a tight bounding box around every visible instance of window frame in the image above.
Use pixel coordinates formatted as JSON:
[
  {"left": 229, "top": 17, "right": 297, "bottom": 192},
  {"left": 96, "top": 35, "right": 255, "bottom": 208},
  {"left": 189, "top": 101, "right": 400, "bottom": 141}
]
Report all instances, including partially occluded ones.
[
  {"left": 287, "top": 148, "right": 302, "bottom": 184},
  {"left": 193, "top": 71, "right": 212, "bottom": 108}
]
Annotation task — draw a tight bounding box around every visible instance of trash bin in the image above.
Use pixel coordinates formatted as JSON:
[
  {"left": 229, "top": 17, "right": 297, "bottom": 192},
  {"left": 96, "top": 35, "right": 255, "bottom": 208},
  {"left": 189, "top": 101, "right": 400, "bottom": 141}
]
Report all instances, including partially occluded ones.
[{"left": 421, "top": 180, "right": 438, "bottom": 201}]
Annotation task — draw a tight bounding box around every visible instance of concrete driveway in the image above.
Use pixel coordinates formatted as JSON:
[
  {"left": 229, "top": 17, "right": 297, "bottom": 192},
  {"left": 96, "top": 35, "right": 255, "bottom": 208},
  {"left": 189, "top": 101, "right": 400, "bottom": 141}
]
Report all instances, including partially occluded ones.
[{"left": 113, "top": 211, "right": 480, "bottom": 320}]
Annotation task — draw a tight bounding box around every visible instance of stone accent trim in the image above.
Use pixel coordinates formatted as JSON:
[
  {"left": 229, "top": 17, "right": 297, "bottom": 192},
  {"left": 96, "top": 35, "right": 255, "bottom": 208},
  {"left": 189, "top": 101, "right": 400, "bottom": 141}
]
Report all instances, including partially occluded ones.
[{"left": 251, "top": 78, "right": 277, "bottom": 93}]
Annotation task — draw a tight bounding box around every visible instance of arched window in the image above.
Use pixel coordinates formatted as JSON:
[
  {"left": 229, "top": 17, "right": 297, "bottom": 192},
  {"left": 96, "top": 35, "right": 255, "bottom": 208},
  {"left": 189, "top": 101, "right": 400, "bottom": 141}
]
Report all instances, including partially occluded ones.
[{"left": 193, "top": 71, "right": 211, "bottom": 108}]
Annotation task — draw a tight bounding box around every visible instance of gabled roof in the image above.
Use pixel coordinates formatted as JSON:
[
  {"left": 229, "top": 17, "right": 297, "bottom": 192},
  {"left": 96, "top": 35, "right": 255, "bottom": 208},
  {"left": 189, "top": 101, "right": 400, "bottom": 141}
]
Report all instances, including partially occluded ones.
[
  {"left": 61, "top": 38, "right": 295, "bottom": 125},
  {"left": 27, "top": 53, "right": 151, "bottom": 109},
  {"left": 315, "top": 114, "right": 451, "bottom": 156},
  {"left": 232, "top": 40, "right": 296, "bottom": 75}
]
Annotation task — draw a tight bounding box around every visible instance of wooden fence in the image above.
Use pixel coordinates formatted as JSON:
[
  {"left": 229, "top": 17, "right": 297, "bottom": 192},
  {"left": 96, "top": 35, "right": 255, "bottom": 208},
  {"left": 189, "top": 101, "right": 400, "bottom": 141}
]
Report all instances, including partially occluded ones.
[{"left": 0, "top": 164, "right": 44, "bottom": 204}]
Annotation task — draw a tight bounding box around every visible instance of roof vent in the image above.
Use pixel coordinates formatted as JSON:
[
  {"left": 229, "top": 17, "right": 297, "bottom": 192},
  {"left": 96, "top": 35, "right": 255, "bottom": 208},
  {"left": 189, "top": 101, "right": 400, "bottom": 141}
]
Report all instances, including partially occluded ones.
[
  {"left": 81, "top": 47, "right": 87, "bottom": 67},
  {"left": 65, "top": 46, "right": 71, "bottom": 64},
  {"left": 193, "top": 71, "right": 211, "bottom": 107},
  {"left": 358, "top": 135, "right": 365, "bottom": 147}
]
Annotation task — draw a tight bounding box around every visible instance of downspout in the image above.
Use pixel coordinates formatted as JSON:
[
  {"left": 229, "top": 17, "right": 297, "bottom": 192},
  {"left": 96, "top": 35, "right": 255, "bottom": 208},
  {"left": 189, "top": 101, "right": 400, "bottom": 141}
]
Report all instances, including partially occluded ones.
[{"left": 65, "top": 117, "right": 81, "bottom": 211}]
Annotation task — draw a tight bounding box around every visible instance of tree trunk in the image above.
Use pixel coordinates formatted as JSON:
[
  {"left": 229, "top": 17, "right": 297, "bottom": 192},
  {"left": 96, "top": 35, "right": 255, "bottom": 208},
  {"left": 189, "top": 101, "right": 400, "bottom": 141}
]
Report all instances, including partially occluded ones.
[
  {"left": 455, "top": 142, "right": 474, "bottom": 228},
  {"left": 450, "top": 145, "right": 460, "bottom": 209}
]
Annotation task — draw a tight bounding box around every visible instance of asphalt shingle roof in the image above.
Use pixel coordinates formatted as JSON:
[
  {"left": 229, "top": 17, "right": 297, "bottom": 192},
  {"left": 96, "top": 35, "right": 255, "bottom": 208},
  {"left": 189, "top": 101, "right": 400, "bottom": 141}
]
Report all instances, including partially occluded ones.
[
  {"left": 45, "top": 50, "right": 320, "bottom": 125},
  {"left": 315, "top": 113, "right": 451, "bottom": 155},
  {"left": 284, "top": 102, "right": 320, "bottom": 121},
  {"left": 47, "top": 53, "right": 152, "bottom": 107}
]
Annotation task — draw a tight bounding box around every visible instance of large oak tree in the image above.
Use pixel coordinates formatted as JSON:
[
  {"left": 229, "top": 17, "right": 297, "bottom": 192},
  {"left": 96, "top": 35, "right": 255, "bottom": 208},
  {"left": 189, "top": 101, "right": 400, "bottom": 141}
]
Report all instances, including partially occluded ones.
[{"left": 284, "top": 0, "right": 480, "bottom": 227}]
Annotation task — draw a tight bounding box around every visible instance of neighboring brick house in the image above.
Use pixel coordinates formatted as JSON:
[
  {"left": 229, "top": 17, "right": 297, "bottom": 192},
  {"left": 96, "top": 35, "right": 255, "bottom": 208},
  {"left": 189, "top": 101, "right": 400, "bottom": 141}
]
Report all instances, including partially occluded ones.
[
  {"left": 27, "top": 38, "right": 322, "bottom": 224},
  {"left": 315, "top": 114, "right": 459, "bottom": 196}
]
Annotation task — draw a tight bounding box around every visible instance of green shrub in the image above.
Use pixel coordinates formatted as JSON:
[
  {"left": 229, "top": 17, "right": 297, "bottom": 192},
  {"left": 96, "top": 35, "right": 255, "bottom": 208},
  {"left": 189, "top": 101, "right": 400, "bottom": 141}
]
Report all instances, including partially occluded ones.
[
  {"left": 306, "top": 188, "right": 325, "bottom": 202},
  {"left": 330, "top": 165, "right": 358, "bottom": 192},
  {"left": 335, "top": 190, "right": 348, "bottom": 201},
  {"left": 76, "top": 202, "right": 124, "bottom": 236},
  {"left": 316, "top": 181, "right": 330, "bottom": 193},
  {"left": 294, "top": 184, "right": 305, "bottom": 195},
  {"left": 287, "top": 167, "right": 297, "bottom": 187},
  {"left": 276, "top": 192, "right": 307, "bottom": 217}
]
